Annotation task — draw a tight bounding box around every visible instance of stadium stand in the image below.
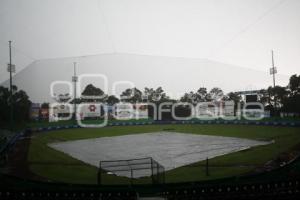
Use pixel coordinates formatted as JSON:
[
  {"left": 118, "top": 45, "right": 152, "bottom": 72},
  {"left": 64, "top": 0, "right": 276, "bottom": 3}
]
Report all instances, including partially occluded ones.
[{"left": 0, "top": 173, "right": 299, "bottom": 199}]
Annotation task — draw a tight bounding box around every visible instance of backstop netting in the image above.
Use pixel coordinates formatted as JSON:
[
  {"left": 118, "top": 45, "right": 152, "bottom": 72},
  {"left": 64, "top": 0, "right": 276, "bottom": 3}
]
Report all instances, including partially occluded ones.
[{"left": 98, "top": 157, "right": 165, "bottom": 185}]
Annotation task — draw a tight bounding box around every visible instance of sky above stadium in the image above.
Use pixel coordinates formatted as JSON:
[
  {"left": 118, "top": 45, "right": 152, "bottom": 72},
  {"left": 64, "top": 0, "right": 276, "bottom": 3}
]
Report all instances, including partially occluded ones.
[{"left": 0, "top": 0, "right": 300, "bottom": 101}]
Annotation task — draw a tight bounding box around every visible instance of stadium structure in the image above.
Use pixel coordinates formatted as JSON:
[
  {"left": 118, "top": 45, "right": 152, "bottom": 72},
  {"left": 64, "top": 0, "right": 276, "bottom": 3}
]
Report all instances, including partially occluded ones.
[{"left": 1, "top": 1, "right": 300, "bottom": 199}]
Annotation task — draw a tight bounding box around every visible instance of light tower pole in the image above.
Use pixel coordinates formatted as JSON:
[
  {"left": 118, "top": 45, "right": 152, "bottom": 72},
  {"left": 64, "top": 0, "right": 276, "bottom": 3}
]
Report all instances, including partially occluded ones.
[
  {"left": 7, "top": 41, "right": 16, "bottom": 132},
  {"left": 270, "top": 50, "right": 277, "bottom": 112},
  {"left": 72, "top": 62, "right": 78, "bottom": 121},
  {"left": 271, "top": 50, "right": 276, "bottom": 88}
]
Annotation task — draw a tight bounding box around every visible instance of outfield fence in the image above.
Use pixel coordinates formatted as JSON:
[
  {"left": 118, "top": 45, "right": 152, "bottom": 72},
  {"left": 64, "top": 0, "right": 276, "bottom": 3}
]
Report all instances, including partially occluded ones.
[{"left": 30, "top": 119, "right": 300, "bottom": 133}]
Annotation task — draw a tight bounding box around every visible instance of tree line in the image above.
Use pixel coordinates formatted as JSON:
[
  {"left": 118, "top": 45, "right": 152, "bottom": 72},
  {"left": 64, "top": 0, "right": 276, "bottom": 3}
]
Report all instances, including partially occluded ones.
[
  {"left": 0, "top": 74, "right": 299, "bottom": 126},
  {"left": 63, "top": 74, "right": 300, "bottom": 114}
]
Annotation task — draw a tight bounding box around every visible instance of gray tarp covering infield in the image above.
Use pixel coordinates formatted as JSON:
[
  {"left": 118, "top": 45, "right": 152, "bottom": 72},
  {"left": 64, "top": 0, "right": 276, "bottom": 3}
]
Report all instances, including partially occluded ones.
[{"left": 48, "top": 132, "right": 271, "bottom": 178}]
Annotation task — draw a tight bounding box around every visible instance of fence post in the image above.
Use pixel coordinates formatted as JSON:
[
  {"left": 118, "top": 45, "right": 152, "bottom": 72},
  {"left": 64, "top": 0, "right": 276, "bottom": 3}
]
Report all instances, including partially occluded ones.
[
  {"left": 150, "top": 158, "right": 154, "bottom": 184},
  {"left": 98, "top": 161, "right": 102, "bottom": 185},
  {"left": 130, "top": 168, "right": 133, "bottom": 186},
  {"left": 206, "top": 157, "right": 209, "bottom": 176}
]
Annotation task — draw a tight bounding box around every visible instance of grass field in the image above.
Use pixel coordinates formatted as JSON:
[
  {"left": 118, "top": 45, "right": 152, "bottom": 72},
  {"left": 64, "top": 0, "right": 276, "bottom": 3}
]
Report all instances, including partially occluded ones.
[{"left": 28, "top": 124, "right": 300, "bottom": 185}]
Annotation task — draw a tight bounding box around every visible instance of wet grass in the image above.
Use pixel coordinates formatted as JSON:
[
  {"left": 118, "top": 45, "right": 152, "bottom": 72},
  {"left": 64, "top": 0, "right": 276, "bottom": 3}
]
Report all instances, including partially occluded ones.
[{"left": 28, "top": 124, "right": 300, "bottom": 184}]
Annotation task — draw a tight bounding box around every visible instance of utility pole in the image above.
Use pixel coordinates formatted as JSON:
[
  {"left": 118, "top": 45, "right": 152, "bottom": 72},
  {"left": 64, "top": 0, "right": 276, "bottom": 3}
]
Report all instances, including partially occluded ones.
[
  {"left": 72, "top": 62, "right": 78, "bottom": 121},
  {"left": 270, "top": 50, "right": 277, "bottom": 112},
  {"left": 7, "top": 41, "right": 15, "bottom": 132}
]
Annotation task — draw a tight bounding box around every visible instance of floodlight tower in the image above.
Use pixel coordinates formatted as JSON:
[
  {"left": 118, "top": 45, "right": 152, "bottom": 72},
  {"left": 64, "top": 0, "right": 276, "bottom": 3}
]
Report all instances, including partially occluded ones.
[
  {"left": 7, "top": 41, "right": 15, "bottom": 132},
  {"left": 270, "top": 50, "right": 277, "bottom": 88},
  {"left": 270, "top": 50, "right": 277, "bottom": 111},
  {"left": 72, "top": 62, "right": 78, "bottom": 121}
]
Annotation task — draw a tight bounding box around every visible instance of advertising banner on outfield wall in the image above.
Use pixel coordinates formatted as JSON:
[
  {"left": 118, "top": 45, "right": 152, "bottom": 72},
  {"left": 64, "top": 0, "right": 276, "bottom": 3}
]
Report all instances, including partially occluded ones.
[
  {"left": 115, "top": 103, "right": 148, "bottom": 120},
  {"left": 53, "top": 104, "right": 73, "bottom": 114},
  {"left": 79, "top": 104, "right": 102, "bottom": 119},
  {"left": 194, "top": 101, "right": 235, "bottom": 118},
  {"left": 40, "top": 108, "right": 49, "bottom": 120},
  {"left": 49, "top": 104, "right": 73, "bottom": 122},
  {"left": 49, "top": 103, "right": 149, "bottom": 121},
  {"left": 30, "top": 103, "right": 40, "bottom": 120},
  {"left": 134, "top": 104, "right": 148, "bottom": 119}
]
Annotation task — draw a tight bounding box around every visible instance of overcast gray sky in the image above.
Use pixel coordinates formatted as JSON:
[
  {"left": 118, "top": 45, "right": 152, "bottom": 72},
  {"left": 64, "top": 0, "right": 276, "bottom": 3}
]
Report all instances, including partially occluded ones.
[{"left": 0, "top": 0, "right": 299, "bottom": 102}]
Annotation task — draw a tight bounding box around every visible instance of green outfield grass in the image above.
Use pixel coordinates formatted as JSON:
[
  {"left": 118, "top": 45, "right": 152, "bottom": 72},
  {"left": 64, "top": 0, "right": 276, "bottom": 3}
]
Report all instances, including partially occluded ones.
[{"left": 28, "top": 124, "right": 300, "bottom": 184}]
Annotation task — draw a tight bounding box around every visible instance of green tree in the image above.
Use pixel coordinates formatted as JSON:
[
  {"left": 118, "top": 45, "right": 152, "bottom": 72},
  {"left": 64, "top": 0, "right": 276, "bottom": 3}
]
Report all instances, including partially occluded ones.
[
  {"left": 226, "top": 92, "right": 242, "bottom": 116},
  {"left": 120, "top": 87, "right": 142, "bottom": 103},
  {"left": 56, "top": 93, "right": 71, "bottom": 103},
  {"left": 143, "top": 87, "right": 169, "bottom": 103},
  {"left": 81, "top": 84, "right": 106, "bottom": 102},
  {"left": 207, "top": 87, "right": 224, "bottom": 101},
  {"left": 180, "top": 91, "right": 196, "bottom": 104},
  {"left": 0, "top": 86, "right": 31, "bottom": 126},
  {"left": 289, "top": 74, "right": 300, "bottom": 95},
  {"left": 258, "top": 89, "right": 271, "bottom": 106},
  {"left": 106, "top": 95, "right": 120, "bottom": 105},
  {"left": 41, "top": 102, "right": 49, "bottom": 109},
  {"left": 282, "top": 74, "right": 300, "bottom": 113},
  {"left": 196, "top": 87, "right": 208, "bottom": 102},
  {"left": 267, "top": 86, "right": 288, "bottom": 109},
  {"left": 180, "top": 87, "right": 208, "bottom": 104}
]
